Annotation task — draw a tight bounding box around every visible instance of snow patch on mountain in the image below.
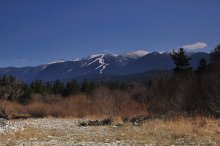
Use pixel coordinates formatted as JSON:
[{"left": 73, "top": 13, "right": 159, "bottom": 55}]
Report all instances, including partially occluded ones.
[
  {"left": 48, "top": 60, "right": 66, "bottom": 65},
  {"left": 81, "top": 54, "right": 109, "bottom": 74},
  {"left": 100, "top": 63, "right": 109, "bottom": 74},
  {"left": 71, "top": 58, "right": 80, "bottom": 61},
  {"left": 93, "top": 54, "right": 109, "bottom": 74},
  {"left": 87, "top": 54, "right": 105, "bottom": 59},
  {"left": 66, "top": 69, "right": 73, "bottom": 73},
  {"left": 122, "top": 50, "right": 150, "bottom": 59},
  {"left": 159, "top": 51, "right": 165, "bottom": 54}
]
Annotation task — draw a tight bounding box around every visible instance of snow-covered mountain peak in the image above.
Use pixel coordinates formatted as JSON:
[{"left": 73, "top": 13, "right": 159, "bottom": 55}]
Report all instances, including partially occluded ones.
[
  {"left": 87, "top": 54, "right": 105, "bottom": 59},
  {"left": 48, "top": 59, "right": 66, "bottom": 65},
  {"left": 81, "top": 54, "right": 109, "bottom": 74},
  {"left": 71, "top": 58, "right": 80, "bottom": 61},
  {"left": 122, "top": 50, "right": 150, "bottom": 59}
]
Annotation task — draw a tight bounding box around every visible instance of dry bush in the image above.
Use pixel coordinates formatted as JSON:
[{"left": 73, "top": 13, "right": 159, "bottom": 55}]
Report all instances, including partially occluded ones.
[
  {"left": 30, "top": 93, "right": 44, "bottom": 103},
  {"left": 92, "top": 86, "right": 148, "bottom": 118},
  {"left": 30, "top": 93, "right": 62, "bottom": 103},
  {"left": 42, "top": 94, "right": 63, "bottom": 104},
  {"left": 58, "top": 94, "right": 95, "bottom": 118},
  {"left": 0, "top": 100, "right": 27, "bottom": 116},
  {"left": 26, "top": 103, "right": 48, "bottom": 118},
  {"left": 16, "top": 87, "right": 149, "bottom": 118},
  {"left": 146, "top": 77, "right": 175, "bottom": 114},
  {"left": 24, "top": 94, "right": 102, "bottom": 118},
  {"left": 119, "top": 98, "right": 148, "bottom": 117},
  {"left": 119, "top": 92, "right": 148, "bottom": 117},
  {"left": 202, "top": 73, "right": 220, "bottom": 116},
  {"left": 92, "top": 86, "right": 117, "bottom": 116}
]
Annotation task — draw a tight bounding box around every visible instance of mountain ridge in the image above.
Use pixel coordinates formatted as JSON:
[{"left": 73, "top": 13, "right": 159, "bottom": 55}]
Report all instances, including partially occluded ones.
[{"left": 0, "top": 51, "right": 209, "bottom": 82}]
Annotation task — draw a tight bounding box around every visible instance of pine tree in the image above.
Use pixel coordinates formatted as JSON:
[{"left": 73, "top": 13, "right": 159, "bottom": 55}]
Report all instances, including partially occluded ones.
[
  {"left": 52, "top": 80, "right": 65, "bottom": 95},
  {"left": 197, "top": 57, "right": 207, "bottom": 74},
  {"left": 0, "top": 76, "right": 25, "bottom": 101},
  {"left": 18, "top": 83, "right": 32, "bottom": 104},
  {"left": 170, "top": 48, "right": 192, "bottom": 73},
  {"left": 63, "top": 80, "right": 80, "bottom": 96},
  {"left": 210, "top": 45, "right": 220, "bottom": 65},
  {"left": 46, "top": 82, "right": 52, "bottom": 94},
  {"left": 80, "top": 79, "right": 95, "bottom": 93},
  {"left": 30, "top": 80, "right": 46, "bottom": 94}
]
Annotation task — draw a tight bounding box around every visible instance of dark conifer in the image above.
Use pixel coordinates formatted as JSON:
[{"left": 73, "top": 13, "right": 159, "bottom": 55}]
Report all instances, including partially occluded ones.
[{"left": 170, "top": 48, "right": 192, "bottom": 73}]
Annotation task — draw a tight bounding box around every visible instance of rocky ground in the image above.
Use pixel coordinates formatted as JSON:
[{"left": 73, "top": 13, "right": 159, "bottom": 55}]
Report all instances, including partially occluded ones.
[{"left": 0, "top": 118, "right": 219, "bottom": 146}]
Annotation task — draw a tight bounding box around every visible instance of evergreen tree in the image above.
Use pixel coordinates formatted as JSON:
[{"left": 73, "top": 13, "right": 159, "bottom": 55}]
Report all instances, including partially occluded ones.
[
  {"left": 80, "top": 79, "right": 95, "bottom": 93},
  {"left": 108, "top": 82, "right": 120, "bottom": 90},
  {"left": 210, "top": 45, "right": 220, "bottom": 65},
  {"left": 0, "top": 76, "right": 25, "bottom": 101},
  {"left": 197, "top": 57, "right": 208, "bottom": 74},
  {"left": 30, "top": 80, "right": 46, "bottom": 94},
  {"left": 18, "top": 83, "right": 32, "bottom": 104},
  {"left": 52, "top": 80, "right": 65, "bottom": 94},
  {"left": 63, "top": 80, "right": 80, "bottom": 96},
  {"left": 170, "top": 48, "right": 192, "bottom": 73},
  {"left": 46, "top": 82, "right": 52, "bottom": 94}
]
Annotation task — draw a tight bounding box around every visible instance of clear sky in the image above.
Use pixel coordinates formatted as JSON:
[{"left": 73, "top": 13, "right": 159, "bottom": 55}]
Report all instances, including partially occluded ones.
[{"left": 0, "top": 0, "right": 220, "bottom": 67}]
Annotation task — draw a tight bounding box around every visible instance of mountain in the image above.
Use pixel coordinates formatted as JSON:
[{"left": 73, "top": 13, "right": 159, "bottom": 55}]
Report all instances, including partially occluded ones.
[
  {"left": 121, "top": 50, "right": 150, "bottom": 59},
  {"left": 0, "top": 51, "right": 210, "bottom": 82}
]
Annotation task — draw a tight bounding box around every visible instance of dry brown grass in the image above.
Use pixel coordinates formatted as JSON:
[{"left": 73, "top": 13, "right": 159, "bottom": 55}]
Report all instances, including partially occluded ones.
[
  {"left": 25, "top": 93, "right": 148, "bottom": 118},
  {"left": 92, "top": 86, "right": 148, "bottom": 118},
  {"left": 0, "top": 100, "right": 27, "bottom": 116},
  {"left": 24, "top": 94, "right": 96, "bottom": 118},
  {"left": 2, "top": 87, "right": 149, "bottom": 118},
  {"left": 112, "top": 117, "right": 220, "bottom": 145},
  {"left": 0, "top": 128, "right": 62, "bottom": 142}
]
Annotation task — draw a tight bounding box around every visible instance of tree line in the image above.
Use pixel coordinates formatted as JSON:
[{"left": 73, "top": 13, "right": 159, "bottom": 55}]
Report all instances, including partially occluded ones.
[
  {"left": 0, "top": 77, "right": 96, "bottom": 103},
  {"left": 0, "top": 75, "right": 131, "bottom": 104}
]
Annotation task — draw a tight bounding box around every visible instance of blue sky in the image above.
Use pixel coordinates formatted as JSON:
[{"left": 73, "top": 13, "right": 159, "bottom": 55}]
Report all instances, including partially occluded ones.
[{"left": 0, "top": 0, "right": 220, "bottom": 67}]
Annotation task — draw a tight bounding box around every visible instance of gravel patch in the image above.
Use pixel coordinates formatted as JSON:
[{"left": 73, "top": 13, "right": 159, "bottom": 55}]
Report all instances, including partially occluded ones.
[
  {"left": 0, "top": 119, "right": 28, "bottom": 134},
  {"left": 0, "top": 118, "right": 219, "bottom": 146}
]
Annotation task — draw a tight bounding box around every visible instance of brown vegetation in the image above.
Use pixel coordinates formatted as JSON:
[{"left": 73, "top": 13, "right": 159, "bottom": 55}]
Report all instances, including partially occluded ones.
[{"left": 1, "top": 86, "right": 148, "bottom": 118}]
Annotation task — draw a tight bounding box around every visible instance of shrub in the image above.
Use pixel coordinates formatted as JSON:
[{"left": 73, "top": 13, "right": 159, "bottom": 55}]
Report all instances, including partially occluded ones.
[{"left": 26, "top": 103, "right": 47, "bottom": 118}]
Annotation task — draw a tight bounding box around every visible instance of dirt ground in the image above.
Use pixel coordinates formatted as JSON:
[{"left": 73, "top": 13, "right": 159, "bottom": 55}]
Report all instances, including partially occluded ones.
[{"left": 0, "top": 117, "right": 220, "bottom": 146}]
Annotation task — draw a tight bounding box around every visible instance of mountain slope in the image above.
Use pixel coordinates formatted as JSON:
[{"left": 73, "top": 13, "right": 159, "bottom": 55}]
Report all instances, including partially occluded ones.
[{"left": 0, "top": 51, "right": 209, "bottom": 82}]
